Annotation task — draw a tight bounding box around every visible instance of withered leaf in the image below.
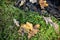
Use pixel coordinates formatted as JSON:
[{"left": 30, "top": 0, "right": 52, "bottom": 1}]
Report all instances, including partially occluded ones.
[
  {"left": 43, "top": 17, "right": 59, "bottom": 34},
  {"left": 13, "top": 19, "right": 20, "bottom": 27},
  {"left": 28, "top": 29, "right": 39, "bottom": 39},
  {"left": 18, "top": 22, "right": 40, "bottom": 39},
  {"left": 39, "top": 0, "right": 48, "bottom": 9},
  {"left": 34, "top": 24, "right": 40, "bottom": 29}
]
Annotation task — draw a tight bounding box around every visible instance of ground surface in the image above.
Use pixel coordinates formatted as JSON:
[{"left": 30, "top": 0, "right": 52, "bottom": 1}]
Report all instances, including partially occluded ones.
[{"left": 0, "top": 0, "right": 60, "bottom": 40}]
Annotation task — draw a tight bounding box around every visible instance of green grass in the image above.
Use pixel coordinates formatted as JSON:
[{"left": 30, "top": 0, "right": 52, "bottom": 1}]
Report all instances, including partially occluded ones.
[{"left": 0, "top": 0, "right": 60, "bottom": 40}]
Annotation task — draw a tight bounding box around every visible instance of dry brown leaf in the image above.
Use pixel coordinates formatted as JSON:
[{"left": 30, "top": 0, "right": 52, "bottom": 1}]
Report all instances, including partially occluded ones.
[
  {"left": 18, "top": 22, "right": 40, "bottom": 39},
  {"left": 43, "top": 17, "right": 59, "bottom": 34},
  {"left": 34, "top": 24, "right": 40, "bottom": 29},
  {"left": 18, "top": 22, "right": 33, "bottom": 34},
  {"left": 19, "top": 0, "right": 26, "bottom": 6},
  {"left": 28, "top": 29, "right": 39, "bottom": 39},
  {"left": 26, "top": 22, "right": 33, "bottom": 30},
  {"left": 13, "top": 19, "right": 20, "bottom": 27},
  {"left": 19, "top": 1, "right": 24, "bottom": 6},
  {"left": 39, "top": 0, "right": 48, "bottom": 9},
  {"left": 30, "top": 0, "right": 37, "bottom": 3},
  {"left": 53, "top": 23, "right": 59, "bottom": 34},
  {"left": 28, "top": 24, "right": 40, "bottom": 39}
]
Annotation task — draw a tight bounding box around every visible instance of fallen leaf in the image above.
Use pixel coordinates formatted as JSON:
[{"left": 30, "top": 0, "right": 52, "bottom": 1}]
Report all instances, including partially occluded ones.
[
  {"left": 53, "top": 23, "right": 59, "bottom": 34},
  {"left": 19, "top": 1, "right": 24, "bottom": 6},
  {"left": 28, "top": 24, "right": 40, "bottom": 39},
  {"left": 26, "top": 22, "right": 33, "bottom": 30},
  {"left": 13, "top": 19, "right": 20, "bottom": 27},
  {"left": 43, "top": 17, "right": 59, "bottom": 34},
  {"left": 30, "top": 0, "right": 37, "bottom": 3},
  {"left": 34, "top": 24, "right": 40, "bottom": 29},
  {"left": 18, "top": 22, "right": 33, "bottom": 33},
  {"left": 28, "top": 29, "right": 39, "bottom": 39},
  {"left": 43, "top": 16, "right": 49, "bottom": 24},
  {"left": 39, "top": 0, "right": 48, "bottom": 9},
  {"left": 18, "top": 22, "right": 40, "bottom": 39}
]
